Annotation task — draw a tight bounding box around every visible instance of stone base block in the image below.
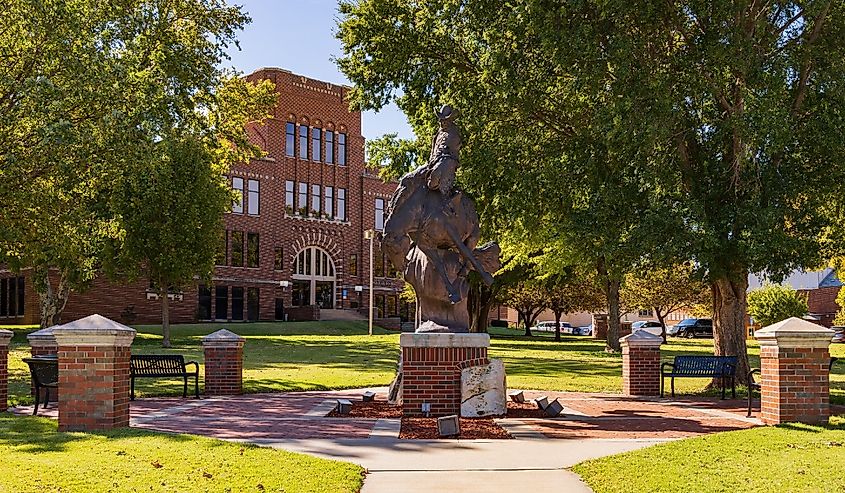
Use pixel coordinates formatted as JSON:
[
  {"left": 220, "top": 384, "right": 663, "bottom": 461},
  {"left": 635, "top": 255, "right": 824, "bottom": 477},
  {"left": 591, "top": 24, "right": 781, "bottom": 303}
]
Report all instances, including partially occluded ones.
[
  {"left": 401, "top": 332, "right": 491, "bottom": 416},
  {"left": 460, "top": 359, "right": 506, "bottom": 417}
]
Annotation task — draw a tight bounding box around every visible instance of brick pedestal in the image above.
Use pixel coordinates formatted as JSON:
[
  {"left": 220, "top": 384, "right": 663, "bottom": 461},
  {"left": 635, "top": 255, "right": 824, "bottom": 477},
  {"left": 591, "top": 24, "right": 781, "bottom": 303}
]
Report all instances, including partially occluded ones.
[
  {"left": 27, "top": 327, "right": 58, "bottom": 399},
  {"left": 592, "top": 314, "right": 608, "bottom": 340},
  {"left": 400, "top": 333, "right": 489, "bottom": 417},
  {"left": 202, "top": 329, "right": 245, "bottom": 395},
  {"left": 755, "top": 317, "right": 835, "bottom": 425},
  {"left": 53, "top": 314, "right": 136, "bottom": 431},
  {"left": 621, "top": 330, "right": 662, "bottom": 396},
  {"left": 0, "top": 330, "right": 13, "bottom": 411}
]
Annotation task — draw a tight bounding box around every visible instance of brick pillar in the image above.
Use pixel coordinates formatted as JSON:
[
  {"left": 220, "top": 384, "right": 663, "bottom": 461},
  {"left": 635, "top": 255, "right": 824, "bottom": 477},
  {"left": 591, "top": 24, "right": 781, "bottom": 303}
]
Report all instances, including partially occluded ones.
[
  {"left": 0, "top": 330, "right": 12, "bottom": 412},
  {"left": 592, "top": 314, "right": 608, "bottom": 340},
  {"left": 755, "top": 317, "right": 835, "bottom": 425},
  {"left": 202, "top": 329, "right": 244, "bottom": 395},
  {"left": 621, "top": 330, "right": 662, "bottom": 396},
  {"left": 27, "top": 326, "right": 58, "bottom": 399},
  {"left": 400, "top": 333, "right": 490, "bottom": 417},
  {"left": 53, "top": 314, "right": 136, "bottom": 432}
]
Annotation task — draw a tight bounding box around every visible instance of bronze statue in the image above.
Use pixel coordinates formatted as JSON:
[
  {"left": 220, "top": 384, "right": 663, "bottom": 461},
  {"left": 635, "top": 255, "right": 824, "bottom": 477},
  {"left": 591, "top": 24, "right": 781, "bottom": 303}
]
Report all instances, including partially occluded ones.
[{"left": 381, "top": 105, "right": 500, "bottom": 333}]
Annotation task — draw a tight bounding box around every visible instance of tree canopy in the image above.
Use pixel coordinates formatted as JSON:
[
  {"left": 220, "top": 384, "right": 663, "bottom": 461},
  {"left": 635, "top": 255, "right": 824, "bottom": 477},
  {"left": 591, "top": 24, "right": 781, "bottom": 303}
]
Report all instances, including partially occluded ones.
[{"left": 747, "top": 284, "right": 809, "bottom": 328}]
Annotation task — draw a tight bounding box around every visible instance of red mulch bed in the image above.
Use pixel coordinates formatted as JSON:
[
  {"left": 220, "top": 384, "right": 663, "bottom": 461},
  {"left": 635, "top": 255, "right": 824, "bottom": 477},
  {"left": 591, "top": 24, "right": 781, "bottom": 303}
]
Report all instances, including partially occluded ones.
[
  {"left": 400, "top": 417, "right": 512, "bottom": 439},
  {"left": 326, "top": 400, "right": 403, "bottom": 418},
  {"left": 505, "top": 400, "right": 547, "bottom": 418}
]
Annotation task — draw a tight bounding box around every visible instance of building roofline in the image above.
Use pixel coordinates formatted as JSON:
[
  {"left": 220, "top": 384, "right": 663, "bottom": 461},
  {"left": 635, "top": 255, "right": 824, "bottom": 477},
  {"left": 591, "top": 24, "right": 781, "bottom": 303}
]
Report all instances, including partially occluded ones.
[{"left": 246, "top": 67, "right": 352, "bottom": 90}]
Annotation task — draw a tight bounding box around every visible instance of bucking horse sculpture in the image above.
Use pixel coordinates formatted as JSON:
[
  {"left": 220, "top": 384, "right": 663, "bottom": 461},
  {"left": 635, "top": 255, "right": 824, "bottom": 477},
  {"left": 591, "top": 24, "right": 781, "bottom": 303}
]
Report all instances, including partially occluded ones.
[{"left": 381, "top": 105, "right": 500, "bottom": 333}]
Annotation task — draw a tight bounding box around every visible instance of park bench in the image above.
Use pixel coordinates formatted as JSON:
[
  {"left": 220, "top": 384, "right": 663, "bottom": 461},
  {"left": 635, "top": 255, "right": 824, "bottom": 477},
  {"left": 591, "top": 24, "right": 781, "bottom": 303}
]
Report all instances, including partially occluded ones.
[
  {"left": 746, "top": 357, "right": 838, "bottom": 417},
  {"left": 22, "top": 355, "right": 58, "bottom": 416},
  {"left": 661, "top": 355, "right": 738, "bottom": 399},
  {"left": 130, "top": 354, "right": 199, "bottom": 401}
]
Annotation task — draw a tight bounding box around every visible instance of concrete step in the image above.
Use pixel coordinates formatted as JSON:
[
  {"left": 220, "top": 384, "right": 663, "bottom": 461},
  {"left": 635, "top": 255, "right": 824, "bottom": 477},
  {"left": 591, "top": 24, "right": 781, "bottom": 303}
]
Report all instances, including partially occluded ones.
[{"left": 319, "top": 308, "right": 367, "bottom": 321}]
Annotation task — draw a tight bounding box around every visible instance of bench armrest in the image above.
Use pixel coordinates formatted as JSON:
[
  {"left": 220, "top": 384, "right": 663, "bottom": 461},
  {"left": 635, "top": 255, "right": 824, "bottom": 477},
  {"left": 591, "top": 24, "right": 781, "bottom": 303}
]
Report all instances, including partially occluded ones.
[
  {"left": 723, "top": 362, "right": 737, "bottom": 376},
  {"left": 747, "top": 368, "right": 760, "bottom": 385},
  {"left": 660, "top": 362, "right": 674, "bottom": 375},
  {"left": 184, "top": 361, "right": 199, "bottom": 373}
]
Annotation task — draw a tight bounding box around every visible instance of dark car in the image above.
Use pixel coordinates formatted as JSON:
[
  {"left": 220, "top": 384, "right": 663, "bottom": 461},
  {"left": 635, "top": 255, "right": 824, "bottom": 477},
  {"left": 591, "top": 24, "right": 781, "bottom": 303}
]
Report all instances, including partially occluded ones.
[{"left": 672, "top": 318, "right": 713, "bottom": 338}]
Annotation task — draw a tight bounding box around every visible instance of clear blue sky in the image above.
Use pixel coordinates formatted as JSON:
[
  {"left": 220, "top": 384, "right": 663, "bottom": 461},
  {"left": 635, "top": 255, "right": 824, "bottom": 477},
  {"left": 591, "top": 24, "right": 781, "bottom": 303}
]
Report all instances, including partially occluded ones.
[{"left": 223, "top": 0, "right": 414, "bottom": 141}]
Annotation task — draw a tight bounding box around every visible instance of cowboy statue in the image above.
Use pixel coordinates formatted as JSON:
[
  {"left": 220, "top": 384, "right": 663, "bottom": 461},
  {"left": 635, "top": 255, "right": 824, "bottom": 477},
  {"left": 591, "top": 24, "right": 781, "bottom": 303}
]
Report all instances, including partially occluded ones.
[{"left": 380, "top": 105, "right": 500, "bottom": 333}]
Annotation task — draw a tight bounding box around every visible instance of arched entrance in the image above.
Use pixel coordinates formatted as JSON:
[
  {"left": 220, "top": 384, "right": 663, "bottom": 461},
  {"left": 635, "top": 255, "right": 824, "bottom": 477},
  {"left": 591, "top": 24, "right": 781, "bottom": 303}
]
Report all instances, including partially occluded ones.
[{"left": 291, "top": 246, "right": 336, "bottom": 308}]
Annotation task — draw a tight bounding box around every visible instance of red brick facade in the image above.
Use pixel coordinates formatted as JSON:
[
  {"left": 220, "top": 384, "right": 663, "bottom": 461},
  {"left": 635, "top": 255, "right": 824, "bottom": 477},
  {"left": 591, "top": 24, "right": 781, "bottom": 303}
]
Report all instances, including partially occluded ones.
[
  {"left": 401, "top": 336, "right": 490, "bottom": 417},
  {"left": 621, "top": 332, "right": 662, "bottom": 396},
  {"left": 203, "top": 330, "right": 245, "bottom": 395},
  {"left": 0, "top": 330, "right": 11, "bottom": 411},
  {"left": 799, "top": 286, "right": 842, "bottom": 327},
  {"left": 57, "top": 344, "right": 132, "bottom": 431},
  {"left": 0, "top": 68, "right": 405, "bottom": 326},
  {"left": 759, "top": 344, "right": 831, "bottom": 425}
]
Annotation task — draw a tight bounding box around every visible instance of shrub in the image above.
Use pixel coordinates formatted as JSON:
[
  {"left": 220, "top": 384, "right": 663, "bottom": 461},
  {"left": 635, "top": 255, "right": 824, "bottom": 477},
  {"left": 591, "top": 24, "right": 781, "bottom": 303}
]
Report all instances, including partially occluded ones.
[{"left": 747, "top": 284, "right": 808, "bottom": 327}]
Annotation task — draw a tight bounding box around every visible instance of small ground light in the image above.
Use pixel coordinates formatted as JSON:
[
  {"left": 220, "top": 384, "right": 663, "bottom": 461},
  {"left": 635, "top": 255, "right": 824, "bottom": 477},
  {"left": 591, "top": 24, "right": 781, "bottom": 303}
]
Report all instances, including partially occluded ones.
[
  {"left": 421, "top": 402, "right": 431, "bottom": 416},
  {"left": 437, "top": 415, "right": 460, "bottom": 437},
  {"left": 336, "top": 399, "right": 353, "bottom": 415},
  {"left": 362, "top": 391, "right": 376, "bottom": 402},
  {"left": 509, "top": 390, "right": 525, "bottom": 403},
  {"left": 544, "top": 398, "right": 564, "bottom": 417},
  {"left": 535, "top": 396, "right": 549, "bottom": 410}
]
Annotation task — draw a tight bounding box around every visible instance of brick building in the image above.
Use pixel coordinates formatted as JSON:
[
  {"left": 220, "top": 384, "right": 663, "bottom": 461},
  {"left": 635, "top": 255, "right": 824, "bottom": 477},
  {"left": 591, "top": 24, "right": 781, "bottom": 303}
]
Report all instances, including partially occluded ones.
[{"left": 0, "top": 68, "right": 405, "bottom": 326}]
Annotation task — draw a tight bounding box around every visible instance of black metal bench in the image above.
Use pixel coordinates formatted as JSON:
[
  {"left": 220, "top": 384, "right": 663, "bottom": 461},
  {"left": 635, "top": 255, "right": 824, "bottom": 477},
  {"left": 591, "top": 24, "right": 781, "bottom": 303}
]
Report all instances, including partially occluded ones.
[
  {"left": 22, "top": 355, "right": 58, "bottom": 415},
  {"left": 746, "top": 357, "right": 838, "bottom": 417},
  {"left": 130, "top": 354, "right": 199, "bottom": 400},
  {"left": 661, "top": 355, "right": 738, "bottom": 399}
]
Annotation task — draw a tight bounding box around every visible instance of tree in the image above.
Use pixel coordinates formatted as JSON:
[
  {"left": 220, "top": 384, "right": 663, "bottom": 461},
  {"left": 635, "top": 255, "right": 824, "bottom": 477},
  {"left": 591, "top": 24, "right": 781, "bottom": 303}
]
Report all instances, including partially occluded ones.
[
  {"left": 336, "top": 1, "right": 845, "bottom": 376},
  {"left": 622, "top": 264, "right": 712, "bottom": 342},
  {"left": 502, "top": 280, "right": 547, "bottom": 337},
  {"left": 0, "top": 0, "right": 256, "bottom": 327},
  {"left": 366, "top": 133, "right": 427, "bottom": 181},
  {"left": 543, "top": 272, "right": 605, "bottom": 342},
  {"left": 747, "top": 284, "right": 809, "bottom": 328}
]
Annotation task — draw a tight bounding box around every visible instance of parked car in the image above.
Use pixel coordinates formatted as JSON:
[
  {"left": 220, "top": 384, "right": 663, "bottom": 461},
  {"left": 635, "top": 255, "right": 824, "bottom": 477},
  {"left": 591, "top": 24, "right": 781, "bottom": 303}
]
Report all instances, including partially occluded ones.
[
  {"left": 573, "top": 325, "right": 592, "bottom": 336},
  {"left": 670, "top": 318, "right": 713, "bottom": 338},
  {"left": 631, "top": 320, "right": 663, "bottom": 337},
  {"left": 832, "top": 326, "right": 845, "bottom": 344},
  {"left": 531, "top": 321, "right": 572, "bottom": 333}
]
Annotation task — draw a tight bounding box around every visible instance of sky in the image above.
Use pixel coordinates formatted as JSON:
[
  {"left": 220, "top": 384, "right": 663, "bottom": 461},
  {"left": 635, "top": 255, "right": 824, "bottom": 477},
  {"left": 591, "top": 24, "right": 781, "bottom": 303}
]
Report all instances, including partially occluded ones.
[{"left": 223, "top": 0, "right": 414, "bottom": 140}]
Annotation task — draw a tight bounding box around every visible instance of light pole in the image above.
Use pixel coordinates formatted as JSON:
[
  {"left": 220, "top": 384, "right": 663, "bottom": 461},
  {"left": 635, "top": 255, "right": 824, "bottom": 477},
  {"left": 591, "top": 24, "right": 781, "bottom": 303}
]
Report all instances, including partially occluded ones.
[{"left": 364, "top": 229, "right": 375, "bottom": 336}]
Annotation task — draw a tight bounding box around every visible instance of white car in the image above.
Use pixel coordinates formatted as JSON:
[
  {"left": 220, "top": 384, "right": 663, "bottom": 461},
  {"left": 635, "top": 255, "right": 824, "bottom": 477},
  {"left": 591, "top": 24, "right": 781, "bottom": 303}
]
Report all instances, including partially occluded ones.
[
  {"left": 631, "top": 320, "right": 663, "bottom": 337},
  {"left": 532, "top": 321, "right": 572, "bottom": 333}
]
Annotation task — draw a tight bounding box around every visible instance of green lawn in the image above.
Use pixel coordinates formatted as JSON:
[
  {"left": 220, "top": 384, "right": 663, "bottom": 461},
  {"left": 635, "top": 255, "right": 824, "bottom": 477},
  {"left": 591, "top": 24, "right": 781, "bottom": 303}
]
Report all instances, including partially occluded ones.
[
  {"left": 0, "top": 415, "right": 363, "bottom": 493},
  {"left": 574, "top": 416, "right": 845, "bottom": 493}
]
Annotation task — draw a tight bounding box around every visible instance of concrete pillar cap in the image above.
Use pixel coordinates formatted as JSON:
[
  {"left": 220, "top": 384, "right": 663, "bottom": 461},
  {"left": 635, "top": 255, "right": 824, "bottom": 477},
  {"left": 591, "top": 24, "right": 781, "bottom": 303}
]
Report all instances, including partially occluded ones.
[
  {"left": 52, "top": 314, "right": 136, "bottom": 347},
  {"left": 755, "top": 317, "right": 834, "bottom": 347},
  {"left": 0, "top": 329, "right": 12, "bottom": 346},
  {"left": 27, "top": 325, "right": 58, "bottom": 345},
  {"left": 400, "top": 332, "right": 490, "bottom": 348},
  {"left": 620, "top": 330, "right": 662, "bottom": 347},
  {"left": 202, "top": 329, "right": 245, "bottom": 347}
]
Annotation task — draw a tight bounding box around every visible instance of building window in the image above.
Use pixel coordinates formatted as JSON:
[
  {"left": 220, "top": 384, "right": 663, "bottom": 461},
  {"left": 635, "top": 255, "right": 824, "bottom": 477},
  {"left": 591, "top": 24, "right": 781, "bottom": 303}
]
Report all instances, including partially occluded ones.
[
  {"left": 324, "top": 186, "right": 334, "bottom": 219},
  {"left": 311, "top": 127, "right": 321, "bottom": 162},
  {"left": 311, "top": 184, "right": 321, "bottom": 214},
  {"left": 232, "top": 177, "right": 244, "bottom": 214},
  {"left": 274, "top": 247, "right": 284, "bottom": 271},
  {"left": 374, "top": 294, "right": 385, "bottom": 318},
  {"left": 337, "top": 188, "right": 346, "bottom": 221},
  {"left": 298, "top": 182, "right": 308, "bottom": 213},
  {"left": 638, "top": 309, "right": 654, "bottom": 317},
  {"left": 374, "top": 243, "right": 385, "bottom": 277},
  {"left": 338, "top": 133, "right": 346, "bottom": 166},
  {"left": 0, "top": 279, "right": 6, "bottom": 316},
  {"left": 375, "top": 198, "right": 385, "bottom": 231},
  {"left": 232, "top": 287, "right": 244, "bottom": 320},
  {"left": 325, "top": 130, "right": 334, "bottom": 164},
  {"left": 299, "top": 125, "right": 308, "bottom": 159},
  {"left": 247, "top": 232, "right": 259, "bottom": 268},
  {"left": 247, "top": 179, "right": 259, "bottom": 215},
  {"left": 198, "top": 285, "right": 212, "bottom": 320},
  {"left": 285, "top": 122, "right": 295, "bottom": 157},
  {"left": 231, "top": 231, "right": 244, "bottom": 267},
  {"left": 349, "top": 254, "right": 358, "bottom": 276},
  {"left": 387, "top": 295, "right": 398, "bottom": 317},
  {"left": 215, "top": 286, "right": 228, "bottom": 320},
  {"left": 0, "top": 277, "right": 24, "bottom": 317},
  {"left": 247, "top": 287, "right": 260, "bottom": 321},
  {"left": 285, "top": 180, "right": 294, "bottom": 210},
  {"left": 215, "top": 230, "right": 228, "bottom": 266}
]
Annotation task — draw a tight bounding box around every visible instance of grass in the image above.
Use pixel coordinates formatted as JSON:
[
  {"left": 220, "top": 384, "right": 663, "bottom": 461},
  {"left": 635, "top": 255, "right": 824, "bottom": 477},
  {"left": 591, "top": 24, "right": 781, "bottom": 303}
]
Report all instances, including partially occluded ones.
[
  {"left": 0, "top": 414, "right": 364, "bottom": 493},
  {"left": 573, "top": 416, "right": 845, "bottom": 493}
]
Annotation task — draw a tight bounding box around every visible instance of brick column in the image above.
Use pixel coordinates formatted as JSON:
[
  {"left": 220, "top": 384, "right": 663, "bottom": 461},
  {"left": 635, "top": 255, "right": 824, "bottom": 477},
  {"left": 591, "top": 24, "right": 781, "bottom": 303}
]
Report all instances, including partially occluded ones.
[
  {"left": 0, "top": 330, "right": 12, "bottom": 412},
  {"left": 27, "top": 326, "right": 58, "bottom": 399},
  {"left": 592, "top": 314, "right": 608, "bottom": 340},
  {"left": 755, "top": 317, "right": 834, "bottom": 425},
  {"left": 53, "top": 314, "right": 136, "bottom": 432},
  {"left": 400, "top": 333, "right": 489, "bottom": 416},
  {"left": 621, "top": 330, "right": 662, "bottom": 396},
  {"left": 202, "top": 329, "right": 245, "bottom": 395}
]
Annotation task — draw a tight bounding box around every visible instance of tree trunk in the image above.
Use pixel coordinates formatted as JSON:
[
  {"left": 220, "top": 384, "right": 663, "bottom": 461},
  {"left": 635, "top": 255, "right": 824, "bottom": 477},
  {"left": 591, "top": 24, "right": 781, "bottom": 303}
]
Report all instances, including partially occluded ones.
[
  {"left": 32, "top": 266, "right": 71, "bottom": 328},
  {"left": 468, "top": 281, "right": 496, "bottom": 333},
  {"left": 655, "top": 307, "right": 667, "bottom": 344},
  {"left": 606, "top": 279, "right": 622, "bottom": 352},
  {"left": 554, "top": 310, "right": 562, "bottom": 342},
  {"left": 711, "top": 273, "right": 750, "bottom": 381},
  {"left": 161, "top": 289, "right": 171, "bottom": 348}
]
